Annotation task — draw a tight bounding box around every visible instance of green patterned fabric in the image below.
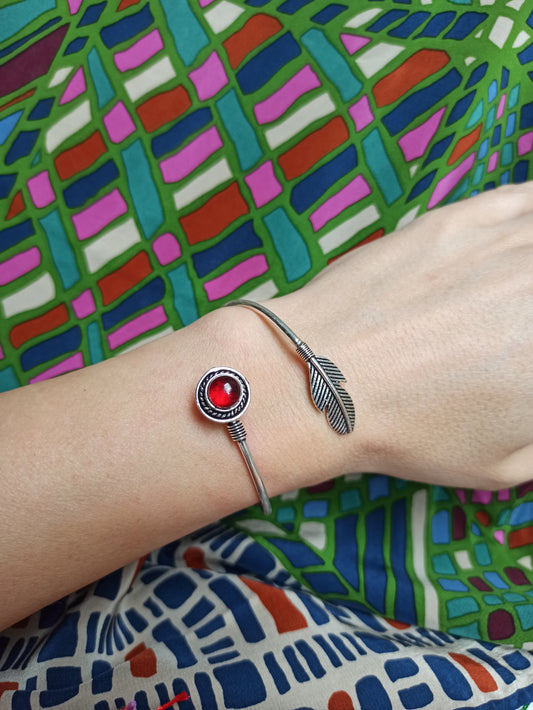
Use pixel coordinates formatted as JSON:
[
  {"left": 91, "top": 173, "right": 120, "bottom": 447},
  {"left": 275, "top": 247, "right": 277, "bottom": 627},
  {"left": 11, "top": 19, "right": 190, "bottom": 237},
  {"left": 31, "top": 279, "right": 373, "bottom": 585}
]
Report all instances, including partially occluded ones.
[{"left": 0, "top": 1, "right": 532, "bottom": 707}]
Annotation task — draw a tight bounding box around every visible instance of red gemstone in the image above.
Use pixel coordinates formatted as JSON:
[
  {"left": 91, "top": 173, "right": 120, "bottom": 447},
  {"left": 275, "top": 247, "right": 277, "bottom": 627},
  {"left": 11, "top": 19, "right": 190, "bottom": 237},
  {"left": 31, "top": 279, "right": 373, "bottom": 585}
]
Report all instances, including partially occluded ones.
[{"left": 207, "top": 375, "right": 241, "bottom": 409}]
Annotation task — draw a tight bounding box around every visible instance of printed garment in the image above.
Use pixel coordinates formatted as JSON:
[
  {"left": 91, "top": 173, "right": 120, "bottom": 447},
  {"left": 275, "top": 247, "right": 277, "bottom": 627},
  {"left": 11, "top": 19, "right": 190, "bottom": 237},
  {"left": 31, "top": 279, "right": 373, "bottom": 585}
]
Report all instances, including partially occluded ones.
[{"left": 0, "top": 0, "right": 532, "bottom": 708}]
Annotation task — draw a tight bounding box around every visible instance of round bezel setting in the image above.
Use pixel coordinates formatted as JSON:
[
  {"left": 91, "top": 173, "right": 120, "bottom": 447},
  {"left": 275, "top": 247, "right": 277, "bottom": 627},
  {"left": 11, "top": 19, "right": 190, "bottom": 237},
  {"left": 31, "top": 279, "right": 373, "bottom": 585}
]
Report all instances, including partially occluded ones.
[{"left": 196, "top": 367, "right": 251, "bottom": 423}]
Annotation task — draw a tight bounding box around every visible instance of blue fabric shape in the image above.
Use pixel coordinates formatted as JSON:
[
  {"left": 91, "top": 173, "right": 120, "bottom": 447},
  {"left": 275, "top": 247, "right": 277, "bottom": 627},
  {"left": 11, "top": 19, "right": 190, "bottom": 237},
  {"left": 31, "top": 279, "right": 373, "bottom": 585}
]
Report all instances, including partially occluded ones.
[
  {"left": 416, "top": 11, "right": 455, "bottom": 38},
  {"left": 518, "top": 43, "right": 533, "bottom": 65},
  {"left": 438, "top": 578, "right": 468, "bottom": 592},
  {"left": 194, "top": 672, "right": 218, "bottom": 709},
  {"left": 154, "top": 572, "right": 198, "bottom": 609},
  {"left": 447, "top": 91, "right": 476, "bottom": 125},
  {"left": 514, "top": 160, "right": 529, "bottom": 183},
  {"left": 303, "top": 572, "right": 347, "bottom": 595},
  {"left": 328, "top": 634, "right": 356, "bottom": 661},
  {"left": 368, "top": 10, "right": 408, "bottom": 32},
  {"left": 296, "top": 592, "right": 329, "bottom": 625},
  {"left": 424, "top": 136, "right": 453, "bottom": 166},
  {"left": 152, "top": 108, "right": 212, "bottom": 158},
  {"left": 303, "top": 500, "right": 329, "bottom": 517},
  {"left": 364, "top": 507, "right": 387, "bottom": 613},
  {"left": 368, "top": 475, "right": 389, "bottom": 501},
  {"left": 237, "top": 33, "right": 301, "bottom": 94},
  {"left": 63, "top": 159, "right": 119, "bottom": 208},
  {"left": 391, "top": 499, "right": 416, "bottom": 623},
  {"left": 100, "top": 4, "right": 153, "bottom": 48},
  {"left": 277, "top": 0, "right": 313, "bottom": 14},
  {"left": 389, "top": 12, "right": 431, "bottom": 38},
  {"left": 125, "top": 608, "right": 148, "bottom": 633},
  {"left": 484, "top": 572, "right": 509, "bottom": 590},
  {"left": 264, "top": 651, "right": 291, "bottom": 694},
  {"left": 92, "top": 661, "right": 113, "bottom": 694},
  {"left": 102, "top": 277, "right": 165, "bottom": 330},
  {"left": 268, "top": 538, "right": 323, "bottom": 567},
  {"left": 28, "top": 98, "right": 54, "bottom": 121},
  {"left": 209, "top": 578, "right": 266, "bottom": 643},
  {"left": 469, "top": 648, "right": 515, "bottom": 684},
  {"left": 40, "top": 667, "right": 82, "bottom": 707},
  {"left": 20, "top": 326, "right": 82, "bottom": 372},
  {"left": 215, "top": 90, "right": 262, "bottom": 170},
  {"left": 424, "top": 655, "right": 473, "bottom": 700},
  {"left": 283, "top": 646, "right": 310, "bottom": 682},
  {"left": 0, "top": 218, "right": 34, "bottom": 252},
  {"left": 78, "top": 1, "right": 105, "bottom": 26},
  {"left": 503, "top": 651, "right": 531, "bottom": 671},
  {"left": 359, "top": 632, "right": 398, "bottom": 654},
  {"left": 235, "top": 541, "right": 276, "bottom": 576},
  {"left": 5, "top": 130, "right": 39, "bottom": 165},
  {"left": 311, "top": 4, "right": 347, "bottom": 25},
  {"left": 333, "top": 514, "right": 359, "bottom": 591},
  {"left": 37, "top": 613, "right": 80, "bottom": 662},
  {"left": 385, "top": 658, "right": 419, "bottom": 682},
  {"left": 0, "top": 110, "right": 23, "bottom": 145},
  {"left": 408, "top": 170, "right": 437, "bottom": 201},
  {"left": 153, "top": 619, "right": 197, "bottom": 668},
  {"left": 356, "top": 676, "right": 393, "bottom": 710},
  {"left": 312, "top": 636, "right": 341, "bottom": 667},
  {"left": 94, "top": 569, "right": 123, "bottom": 600},
  {"left": 399, "top": 683, "right": 434, "bottom": 709},
  {"left": 383, "top": 69, "right": 462, "bottom": 135},
  {"left": 509, "top": 501, "right": 533, "bottom": 526},
  {"left": 431, "top": 510, "right": 450, "bottom": 544},
  {"left": 213, "top": 660, "right": 267, "bottom": 708},
  {"left": 0, "top": 173, "right": 16, "bottom": 199},
  {"left": 291, "top": 144, "right": 357, "bottom": 213},
  {"left": 465, "top": 61, "right": 488, "bottom": 88},
  {"left": 64, "top": 36, "right": 88, "bottom": 54},
  {"left": 444, "top": 12, "right": 488, "bottom": 40}
]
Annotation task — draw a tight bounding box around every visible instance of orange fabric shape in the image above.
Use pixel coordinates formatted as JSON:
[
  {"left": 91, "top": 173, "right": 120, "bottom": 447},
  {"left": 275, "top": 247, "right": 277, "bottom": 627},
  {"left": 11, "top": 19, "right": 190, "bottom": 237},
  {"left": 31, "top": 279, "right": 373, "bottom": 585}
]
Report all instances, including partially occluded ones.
[
  {"left": 373, "top": 50, "right": 450, "bottom": 108},
  {"left": 6, "top": 191, "right": 25, "bottom": 221},
  {"left": 279, "top": 117, "right": 349, "bottom": 181},
  {"left": 118, "top": 0, "right": 142, "bottom": 9},
  {"left": 97, "top": 251, "right": 152, "bottom": 306},
  {"left": 55, "top": 131, "right": 106, "bottom": 181},
  {"left": 125, "top": 643, "right": 157, "bottom": 678},
  {"left": 10, "top": 304, "right": 69, "bottom": 349},
  {"left": 136, "top": 85, "right": 191, "bottom": 133},
  {"left": 180, "top": 183, "right": 249, "bottom": 245},
  {"left": 0, "top": 88, "right": 35, "bottom": 114},
  {"left": 224, "top": 14, "right": 282, "bottom": 69},
  {"left": 328, "top": 690, "right": 355, "bottom": 710},
  {"left": 449, "top": 653, "right": 498, "bottom": 693},
  {"left": 448, "top": 124, "right": 482, "bottom": 165},
  {"left": 184, "top": 547, "right": 208, "bottom": 570},
  {"left": 509, "top": 526, "right": 533, "bottom": 548},
  {"left": 240, "top": 576, "right": 308, "bottom": 633}
]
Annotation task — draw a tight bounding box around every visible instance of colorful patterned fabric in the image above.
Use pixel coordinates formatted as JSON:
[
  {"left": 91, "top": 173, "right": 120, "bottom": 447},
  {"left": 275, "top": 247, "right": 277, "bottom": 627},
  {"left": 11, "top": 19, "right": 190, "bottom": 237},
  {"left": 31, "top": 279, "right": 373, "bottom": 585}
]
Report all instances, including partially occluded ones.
[{"left": 0, "top": 0, "right": 532, "bottom": 708}]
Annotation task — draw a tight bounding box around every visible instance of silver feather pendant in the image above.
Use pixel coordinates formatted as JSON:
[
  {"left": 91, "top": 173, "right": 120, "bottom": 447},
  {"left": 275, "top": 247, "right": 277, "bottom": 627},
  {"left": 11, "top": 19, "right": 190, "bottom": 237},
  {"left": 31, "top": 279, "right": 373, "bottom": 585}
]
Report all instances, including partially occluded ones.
[
  {"left": 296, "top": 343, "right": 355, "bottom": 435},
  {"left": 225, "top": 299, "right": 356, "bottom": 436}
]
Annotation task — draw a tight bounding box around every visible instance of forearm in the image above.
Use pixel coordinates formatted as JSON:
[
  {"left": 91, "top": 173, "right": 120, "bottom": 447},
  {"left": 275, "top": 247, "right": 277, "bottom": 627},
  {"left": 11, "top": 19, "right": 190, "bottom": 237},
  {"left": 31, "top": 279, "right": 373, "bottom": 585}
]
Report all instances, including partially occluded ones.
[{"left": 0, "top": 300, "right": 369, "bottom": 630}]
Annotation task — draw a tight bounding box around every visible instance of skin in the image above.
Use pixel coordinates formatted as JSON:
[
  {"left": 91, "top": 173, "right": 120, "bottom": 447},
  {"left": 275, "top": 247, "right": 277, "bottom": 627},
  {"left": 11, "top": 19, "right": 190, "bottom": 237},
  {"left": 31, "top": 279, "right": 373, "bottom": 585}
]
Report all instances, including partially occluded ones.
[{"left": 0, "top": 183, "right": 531, "bottom": 631}]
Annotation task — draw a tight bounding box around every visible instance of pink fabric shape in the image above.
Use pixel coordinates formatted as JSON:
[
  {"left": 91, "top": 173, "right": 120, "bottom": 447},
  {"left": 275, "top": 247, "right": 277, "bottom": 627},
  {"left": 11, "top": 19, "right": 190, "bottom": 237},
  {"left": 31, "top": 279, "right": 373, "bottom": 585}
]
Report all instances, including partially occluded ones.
[
  {"left": 496, "top": 93, "right": 506, "bottom": 120},
  {"left": 108, "top": 305, "right": 168, "bottom": 350},
  {"left": 198, "top": 0, "right": 217, "bottom": 6},
  {"left": 244, "top": 161, "right": 282, "bottom": 208},
  {"left": 59, "top": 68, "right": 86, "bottom": 105},
  {"left": 189, "top": 52, "right": 228, "bottom": 101},
  {"left": 340, "top": 33, "right": 370, "bottom": 54},
  {"left": 455, "top": 489, "right": 467, "bottom": 503},
  {"left": 27, "top": 171, "right": 55, "bottom": 208},
  {"left": 428, "top": 152, "right": 475, "bottom": 209},
  {"left": 487, "top": 151, "right": 499, "bottom": 173},
  {"left": 0, "top": 247, "right": 41, "bottom": 286},
  {"left": 310, "top": 175, "right": 371, "bottom": 232},
  {"left": 493, "top": 530, "right": 505, "bottom": 545},
  {"left": 518, "top": 131, "right": 533, "bottom": 156},
  {"left": 398, "top": 107, "right": 446, "bottom": 162},
  {"left": 72, "top": 189, "right": 128, "bottom": 240},
  {"left": 0, "top": 344, "right": 3, "bottom": 360},
  {"left": 472, "top": 489, "right": 493, "bottom": 504},
  {"left": 114, "top": 29, "right": 163, "bottom": 72},
  {"left": 30, "top": 353, "right": 84, "bottom": 383},
  {"left": 254, "top": 65, "right": 320, "bottom": 125},
  {"left": 153, "top": 233, "right": 181, "bottom": 265},
  {"left": 160, "top": 127, "right": 222, "bottom": 183},
  {"left": 72, "top": 290, "right": 96, "bottom": 318},
  {"left": 497, "top": 488, "right": 511, "bottom": 501},
  {"left": 67, "top": 0, "right": 83, "bottom": 14},
  {"left": 103, "top": 102, "right": 136, "bottom": 144},
  {"left": 204, "top": 255, "right": 268, "bottom": 301},
  {"left": 348, "top": 95, "right": 374, "bottom": 132}
]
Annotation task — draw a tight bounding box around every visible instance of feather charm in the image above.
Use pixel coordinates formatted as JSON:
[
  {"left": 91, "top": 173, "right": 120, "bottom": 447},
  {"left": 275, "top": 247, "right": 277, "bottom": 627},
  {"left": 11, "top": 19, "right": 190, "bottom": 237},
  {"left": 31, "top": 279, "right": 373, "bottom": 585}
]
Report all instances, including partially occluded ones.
[{"left": 297, "top": 343, "right": 355, "bottom": 435}]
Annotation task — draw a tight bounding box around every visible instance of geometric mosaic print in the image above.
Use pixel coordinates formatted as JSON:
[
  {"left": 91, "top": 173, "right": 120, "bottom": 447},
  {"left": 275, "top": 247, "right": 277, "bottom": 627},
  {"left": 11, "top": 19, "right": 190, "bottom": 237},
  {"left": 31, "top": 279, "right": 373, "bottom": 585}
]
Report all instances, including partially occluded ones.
[
  {"left": 1, "top": 543, "right": 533, "bottom": 710},
  {"left": 229, "top": 476, "right": 533, "bottom": 648},
  {"left": 1, "top": 0, "right": 533, "bottom": 390}
]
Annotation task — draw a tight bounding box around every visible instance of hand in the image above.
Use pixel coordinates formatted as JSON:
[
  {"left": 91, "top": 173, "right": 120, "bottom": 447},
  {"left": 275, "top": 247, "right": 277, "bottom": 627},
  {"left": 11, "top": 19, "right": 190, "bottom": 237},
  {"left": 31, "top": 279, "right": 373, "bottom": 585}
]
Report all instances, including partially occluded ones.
[{"left": 271, "top": 183, "right": 533, "bottom": 490}]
